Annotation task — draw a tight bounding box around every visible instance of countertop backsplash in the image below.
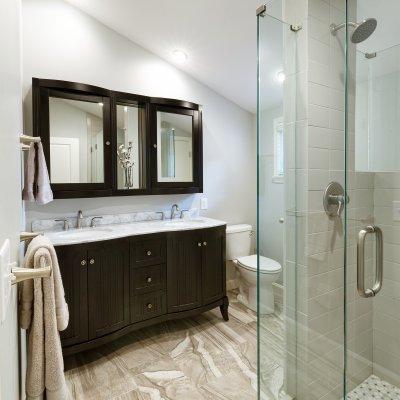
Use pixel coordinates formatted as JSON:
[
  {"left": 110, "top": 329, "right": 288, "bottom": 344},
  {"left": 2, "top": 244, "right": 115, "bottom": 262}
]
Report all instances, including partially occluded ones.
[{"left": 31, "top": 208, "right": 200, "bottom": 232}]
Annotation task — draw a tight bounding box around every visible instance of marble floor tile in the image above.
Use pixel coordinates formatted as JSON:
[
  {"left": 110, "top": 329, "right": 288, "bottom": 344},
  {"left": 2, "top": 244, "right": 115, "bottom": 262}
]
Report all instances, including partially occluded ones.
[
  {"left": 64, "top": 291, "right": 286, "bottom": 400},
  {"left": 346, "top": 375, "right": 400, "bottom": 400}
]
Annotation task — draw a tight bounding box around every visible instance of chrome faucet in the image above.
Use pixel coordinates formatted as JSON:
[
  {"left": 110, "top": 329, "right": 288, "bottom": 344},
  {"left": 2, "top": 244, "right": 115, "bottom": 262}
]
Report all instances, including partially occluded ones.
[
  {"left": 170, "top": 204, "right": 180, "bottom": 220},
  {"left": 77, "top": 210, "right": 84, "bottom": 229}
]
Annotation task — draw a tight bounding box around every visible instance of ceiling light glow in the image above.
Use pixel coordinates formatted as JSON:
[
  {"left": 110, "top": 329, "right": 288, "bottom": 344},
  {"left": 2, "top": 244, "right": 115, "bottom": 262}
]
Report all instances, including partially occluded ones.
[
  {"left": 276, "top": 71, "right": 286, "bottom": 83},
  {"left": 172, "top": 49, "right": 188, "bottom": 63}
]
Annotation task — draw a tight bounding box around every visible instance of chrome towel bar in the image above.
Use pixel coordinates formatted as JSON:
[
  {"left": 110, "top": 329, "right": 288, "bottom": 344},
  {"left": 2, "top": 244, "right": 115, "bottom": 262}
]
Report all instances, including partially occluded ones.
[
  {"left": 20, "top": 232, "right": 44, "bottom": 242},
  {"left": 10, "top": 232, "right": 51, "bottom": 284},
  {"left": 11, "top": 256, "right": 51, "bottom": 285},
  {"left": 20, "top": 134, "right": 41, "bottom": 144}
]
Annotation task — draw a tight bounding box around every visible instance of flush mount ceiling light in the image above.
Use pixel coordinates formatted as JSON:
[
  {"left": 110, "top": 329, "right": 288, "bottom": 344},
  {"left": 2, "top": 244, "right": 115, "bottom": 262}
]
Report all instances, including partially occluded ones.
[
  {"left": 276, "top": 70, "right": 286, "bottom": 83},
  {"left": 171, "top": 49, "right": 188, "bottom": 63}
]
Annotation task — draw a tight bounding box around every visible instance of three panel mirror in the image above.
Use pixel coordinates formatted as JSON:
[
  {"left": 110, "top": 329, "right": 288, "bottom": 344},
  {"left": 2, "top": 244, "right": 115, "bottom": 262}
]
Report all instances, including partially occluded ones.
[{"left": 33, "top": 79, "right": 202, "bottom": 198}]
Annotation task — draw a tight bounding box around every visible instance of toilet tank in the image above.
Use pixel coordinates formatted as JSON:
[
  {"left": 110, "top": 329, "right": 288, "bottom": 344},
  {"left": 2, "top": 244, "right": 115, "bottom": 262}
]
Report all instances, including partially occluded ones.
[{"left": 226, "top": 224, "right": 253, "bottom": 260}]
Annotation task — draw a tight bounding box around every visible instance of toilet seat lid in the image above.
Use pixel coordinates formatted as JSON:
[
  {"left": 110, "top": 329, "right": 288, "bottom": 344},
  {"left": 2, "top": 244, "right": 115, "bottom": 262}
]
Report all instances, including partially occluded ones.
[{"left": 237, "top": 255, "right": 281, "bottom": 273}]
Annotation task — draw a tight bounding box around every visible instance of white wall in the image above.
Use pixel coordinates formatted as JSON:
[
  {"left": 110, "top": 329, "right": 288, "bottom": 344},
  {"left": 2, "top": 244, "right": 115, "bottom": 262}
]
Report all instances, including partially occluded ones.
[
  {"left": 22, "top": 0, "right": 256, "bottom": 229},
  {"left": 0, "top": 0, "right": 23, "bottom": 399},
  {"left": 259, "top": 105, "right": 284, "bottom": 277}
]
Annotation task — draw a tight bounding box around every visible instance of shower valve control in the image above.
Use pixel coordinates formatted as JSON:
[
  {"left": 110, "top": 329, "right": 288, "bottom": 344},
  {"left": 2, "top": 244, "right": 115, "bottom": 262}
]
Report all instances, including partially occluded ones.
[{"left": 323, "top": 182, "right": 349, "bottom": 218}]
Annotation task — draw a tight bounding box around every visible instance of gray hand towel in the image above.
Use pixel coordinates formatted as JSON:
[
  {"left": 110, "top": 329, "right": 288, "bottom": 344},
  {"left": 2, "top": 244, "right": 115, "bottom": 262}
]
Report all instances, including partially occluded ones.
[
  {"left": 36, "top": 142, "right": 53, "bottom": 205},
  {"left": 22, "top": 143, "right": 36, "bottom": 202}
]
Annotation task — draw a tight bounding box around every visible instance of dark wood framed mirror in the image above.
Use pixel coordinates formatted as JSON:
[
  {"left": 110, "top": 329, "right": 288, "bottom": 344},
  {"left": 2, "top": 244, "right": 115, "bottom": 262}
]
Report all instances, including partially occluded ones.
[
  {"left": 33, "top": 78, "right": 112, "bottom": 198},
  {"left": 32, "top": 78, "right": 203, "bottom": 198},
  {"left": 149, "top": 98, "right": 203, "bottom": 194},
  {"left": 111, "top": 91, "right": 150, "bottom": 195}
]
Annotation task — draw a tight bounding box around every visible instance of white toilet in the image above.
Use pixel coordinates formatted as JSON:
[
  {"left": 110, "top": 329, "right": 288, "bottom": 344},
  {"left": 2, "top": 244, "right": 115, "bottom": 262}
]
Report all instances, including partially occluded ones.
[{"left": 226, "top": 224, "right": 282, "bottom": 315}]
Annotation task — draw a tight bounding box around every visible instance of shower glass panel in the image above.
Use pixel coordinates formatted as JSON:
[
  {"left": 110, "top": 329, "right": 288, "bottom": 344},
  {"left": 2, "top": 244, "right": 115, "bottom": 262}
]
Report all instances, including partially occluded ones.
[
  {"left": 257, "top": 2, "right": 304, "bottom": 399},
  {"left": 346, "top": 0, "right": 400, "bottom": 397}
]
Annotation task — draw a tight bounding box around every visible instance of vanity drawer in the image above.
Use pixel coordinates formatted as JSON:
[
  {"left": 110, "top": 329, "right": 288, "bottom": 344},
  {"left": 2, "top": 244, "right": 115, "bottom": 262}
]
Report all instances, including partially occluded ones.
[
  {"left": 131, "top": 264, "right": 166, "bottom": 294},
  {"left": 131, "top": 290, "right": 166, "bottom": 323},
  {"left": 131, "top": 235, "right": 166, "bottom": 267}
]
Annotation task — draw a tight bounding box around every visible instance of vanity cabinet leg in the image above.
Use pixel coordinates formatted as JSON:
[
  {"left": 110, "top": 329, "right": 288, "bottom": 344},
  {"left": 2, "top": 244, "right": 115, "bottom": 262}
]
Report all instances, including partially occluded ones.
[{"left": 220, "top": 296, "right": 229, "bottom": 321}]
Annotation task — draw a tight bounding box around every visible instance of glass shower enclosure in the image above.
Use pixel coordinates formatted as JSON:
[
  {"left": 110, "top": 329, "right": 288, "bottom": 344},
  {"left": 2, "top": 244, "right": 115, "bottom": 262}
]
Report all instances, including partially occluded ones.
[{"left": 257, "top": 0, "right": 400, "bottom": 399}]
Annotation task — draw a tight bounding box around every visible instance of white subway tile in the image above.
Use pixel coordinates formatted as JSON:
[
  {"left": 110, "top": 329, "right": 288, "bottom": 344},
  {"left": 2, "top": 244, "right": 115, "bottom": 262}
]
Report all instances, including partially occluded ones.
[
  {"left": 309, "top": 82, "right": 330, "bottom": 108},
  {"left": 309, "top": 147, "right": 330, "bottom": 169},
  {"left": 310, "top": 105, "right": 330, "bottom": 128}
]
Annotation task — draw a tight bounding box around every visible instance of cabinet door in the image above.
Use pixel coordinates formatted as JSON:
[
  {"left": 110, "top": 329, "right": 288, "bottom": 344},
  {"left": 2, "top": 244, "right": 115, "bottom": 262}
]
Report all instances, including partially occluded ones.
[
  {"left": 56, "top": 245, "right": 88, "bottom": 347},
  {"left": 202, "top": 227, "right": 226, "bottom": 305},
  {"left": 167, "top": 231, "right": 203, "bottom": 312},
  {"left": 87, "top": 238, "right": 130, "bottom": 339}
]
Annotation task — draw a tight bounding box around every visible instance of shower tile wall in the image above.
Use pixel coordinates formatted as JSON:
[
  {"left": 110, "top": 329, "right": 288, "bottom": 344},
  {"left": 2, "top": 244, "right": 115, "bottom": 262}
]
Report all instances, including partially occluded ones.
[
  {"left": 373, "top": 173, "right": 400, "bottom": 387},
  {"left": 283, "top": 0, "right": 375, "bottom": 399},
  {"left": 356, "top": 46, "right": 400, "bottom": 387}
]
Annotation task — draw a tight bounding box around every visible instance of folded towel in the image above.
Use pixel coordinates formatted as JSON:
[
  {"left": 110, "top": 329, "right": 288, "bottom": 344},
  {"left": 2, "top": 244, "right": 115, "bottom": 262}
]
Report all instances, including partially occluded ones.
[
  {"left": 36, "top": 142, "right": 53, "bottom": 205},
  {"left": 22, "top": 143, "right": 36, "bottom": 202},
  {"left": 20, "top": 235, "right": 69, "bottom": 400}
]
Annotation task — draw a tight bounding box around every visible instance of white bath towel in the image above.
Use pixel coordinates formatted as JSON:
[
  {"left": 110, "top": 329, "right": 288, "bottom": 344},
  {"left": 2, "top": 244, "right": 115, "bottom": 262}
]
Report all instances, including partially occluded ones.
[
  {"left": 36, "top": 142, "right": 53, "bottom": 205},
  {"left": 20, "top": 235, "right": 70, "bottom": 400},
  {"left": 22, "top": 143, "right": 36, "bottom": 202}
]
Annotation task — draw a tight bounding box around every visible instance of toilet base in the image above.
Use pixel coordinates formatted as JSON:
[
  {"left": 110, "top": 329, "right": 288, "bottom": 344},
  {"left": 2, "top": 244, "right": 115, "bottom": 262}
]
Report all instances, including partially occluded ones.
[{"left": 237, "top": 283, "right": 275, "bottom": 315}]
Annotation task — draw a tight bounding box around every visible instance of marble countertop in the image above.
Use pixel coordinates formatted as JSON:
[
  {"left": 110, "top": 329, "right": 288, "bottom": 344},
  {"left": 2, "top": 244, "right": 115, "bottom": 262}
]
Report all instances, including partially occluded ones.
[{"left": 45, "top": 217, "right": 226, "bottom": 246}]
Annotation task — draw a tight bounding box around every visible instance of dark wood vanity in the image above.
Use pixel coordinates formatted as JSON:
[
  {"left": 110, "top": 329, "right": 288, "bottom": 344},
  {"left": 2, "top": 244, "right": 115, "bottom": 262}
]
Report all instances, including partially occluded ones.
[
  {"left": 56, "top": 225, "right": 228, "bottom": 355},
  {"left": 32, "top": 78, "right": 203, "bottom": 198}
]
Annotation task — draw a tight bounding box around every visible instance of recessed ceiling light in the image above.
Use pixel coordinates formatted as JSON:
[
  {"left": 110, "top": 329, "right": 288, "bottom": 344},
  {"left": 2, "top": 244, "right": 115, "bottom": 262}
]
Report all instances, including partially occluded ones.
[
  {"left": 172, "top": 49, "right": 188, "bottom": 63},
  {"left": 98, "top": 102, "right": 104, "bottom": 107},
  {"left": 276, "top": 71, "right": 286, "bottom": 83}
]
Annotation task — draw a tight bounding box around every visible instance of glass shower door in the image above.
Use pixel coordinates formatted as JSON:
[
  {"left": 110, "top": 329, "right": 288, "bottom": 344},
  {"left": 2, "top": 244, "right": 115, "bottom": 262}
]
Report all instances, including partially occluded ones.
[
  {"left": 257, "top": 2, "right": 305, "bottom": 399},
  {"left": 345, "top": 0, "right": 400, "bottom": 398}
]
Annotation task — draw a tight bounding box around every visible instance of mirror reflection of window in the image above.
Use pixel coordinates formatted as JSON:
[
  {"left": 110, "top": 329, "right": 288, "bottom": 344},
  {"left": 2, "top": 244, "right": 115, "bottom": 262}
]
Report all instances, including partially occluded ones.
[
  {"left": 157, "top": 111, "right": 193, "bottom": 182},
  {"left": 116, "top": 103, "right": 146, "bottom": 190},
  {"left": 273, "top": 116, "right": 284, "bottom": 183},
  {"left": 49, "top": 97, "right": 104, "bottom": 184}
]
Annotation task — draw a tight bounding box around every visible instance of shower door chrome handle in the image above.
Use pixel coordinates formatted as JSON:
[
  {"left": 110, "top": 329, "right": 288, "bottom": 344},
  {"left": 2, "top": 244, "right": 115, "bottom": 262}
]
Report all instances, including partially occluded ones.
[{"left": 357, "top": 225, "right": 383, "bottom": 298}]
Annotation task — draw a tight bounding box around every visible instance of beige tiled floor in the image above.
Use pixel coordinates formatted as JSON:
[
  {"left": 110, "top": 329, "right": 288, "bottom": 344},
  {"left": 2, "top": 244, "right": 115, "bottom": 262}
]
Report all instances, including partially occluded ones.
[{"left": 65, "top": 292, "right": 285, "bottom": 400}]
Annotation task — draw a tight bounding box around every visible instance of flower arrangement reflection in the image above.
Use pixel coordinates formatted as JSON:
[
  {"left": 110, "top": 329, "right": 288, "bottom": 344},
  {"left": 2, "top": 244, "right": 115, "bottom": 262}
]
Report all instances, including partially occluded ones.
[{"left": 117, "top": 142, "right": 134, "bottom": 189}]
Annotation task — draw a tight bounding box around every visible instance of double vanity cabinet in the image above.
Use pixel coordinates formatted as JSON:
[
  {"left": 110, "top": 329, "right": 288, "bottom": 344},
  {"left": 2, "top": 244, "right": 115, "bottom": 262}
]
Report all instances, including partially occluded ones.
[{"left": 52, "top": 222, "right": 228, "bottom": 355}]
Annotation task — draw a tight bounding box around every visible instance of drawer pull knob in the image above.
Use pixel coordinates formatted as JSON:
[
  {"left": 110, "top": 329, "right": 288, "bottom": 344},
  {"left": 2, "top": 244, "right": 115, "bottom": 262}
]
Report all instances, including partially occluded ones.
[
  {"left": 146, "top": 250, "right": 152, "bottom": 256},
  {"left": 89, "top": 258, "right": 95, "bottom": 265},
  {"left": 203, "top": 241, "right": 207, "bottom": 246},
  {"left": 198, "top": 242, "right": 202, "bottom": 247},
  {"left": 147, "top": 303, "right": 153, "bottom": 310},
  {"left": 81, "top": 260, "right": 87, "bottom": 266},
  {"left": 147, "top": 277, "right": 152, "bottom": 283}
]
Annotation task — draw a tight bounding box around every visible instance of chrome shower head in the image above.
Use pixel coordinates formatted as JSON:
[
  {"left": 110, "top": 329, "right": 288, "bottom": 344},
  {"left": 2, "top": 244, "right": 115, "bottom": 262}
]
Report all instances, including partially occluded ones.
[
  {"left": 331, "top": 18, "right": 377, "bottom": 44},
  {"left": 351, "top": 18, "right": 377, "bottom": 43}
]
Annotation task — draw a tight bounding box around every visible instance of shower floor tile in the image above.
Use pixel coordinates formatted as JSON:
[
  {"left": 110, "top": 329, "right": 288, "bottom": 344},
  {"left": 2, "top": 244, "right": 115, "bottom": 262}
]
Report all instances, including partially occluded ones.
[{"left": 346, "top": 375, "right": 400, "bottom": 400}]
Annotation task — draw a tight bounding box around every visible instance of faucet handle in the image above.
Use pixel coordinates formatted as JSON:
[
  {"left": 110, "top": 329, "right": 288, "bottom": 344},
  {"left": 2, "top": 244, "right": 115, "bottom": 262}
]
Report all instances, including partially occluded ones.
[
  {"left": 180, "top": 210, "right": 189, "bottom": 219},
  {"left": 55, "top": 219, "right": 69, "bottom": 231},
  {"left": 155, "top": 211, "right": 164, "bottom": 220},
  {"left": 90, "top": 216, "right": 103, "bottom": 228}
]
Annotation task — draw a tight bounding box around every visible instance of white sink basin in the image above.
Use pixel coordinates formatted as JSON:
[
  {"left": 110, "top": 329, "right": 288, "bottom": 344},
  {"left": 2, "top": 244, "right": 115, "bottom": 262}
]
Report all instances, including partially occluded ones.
[
  {"left": 162, "top": 218, "right": 207, "bottom": 227},
  {"left": 51, "top": 228, "right": 113, "bottom": 241}
]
